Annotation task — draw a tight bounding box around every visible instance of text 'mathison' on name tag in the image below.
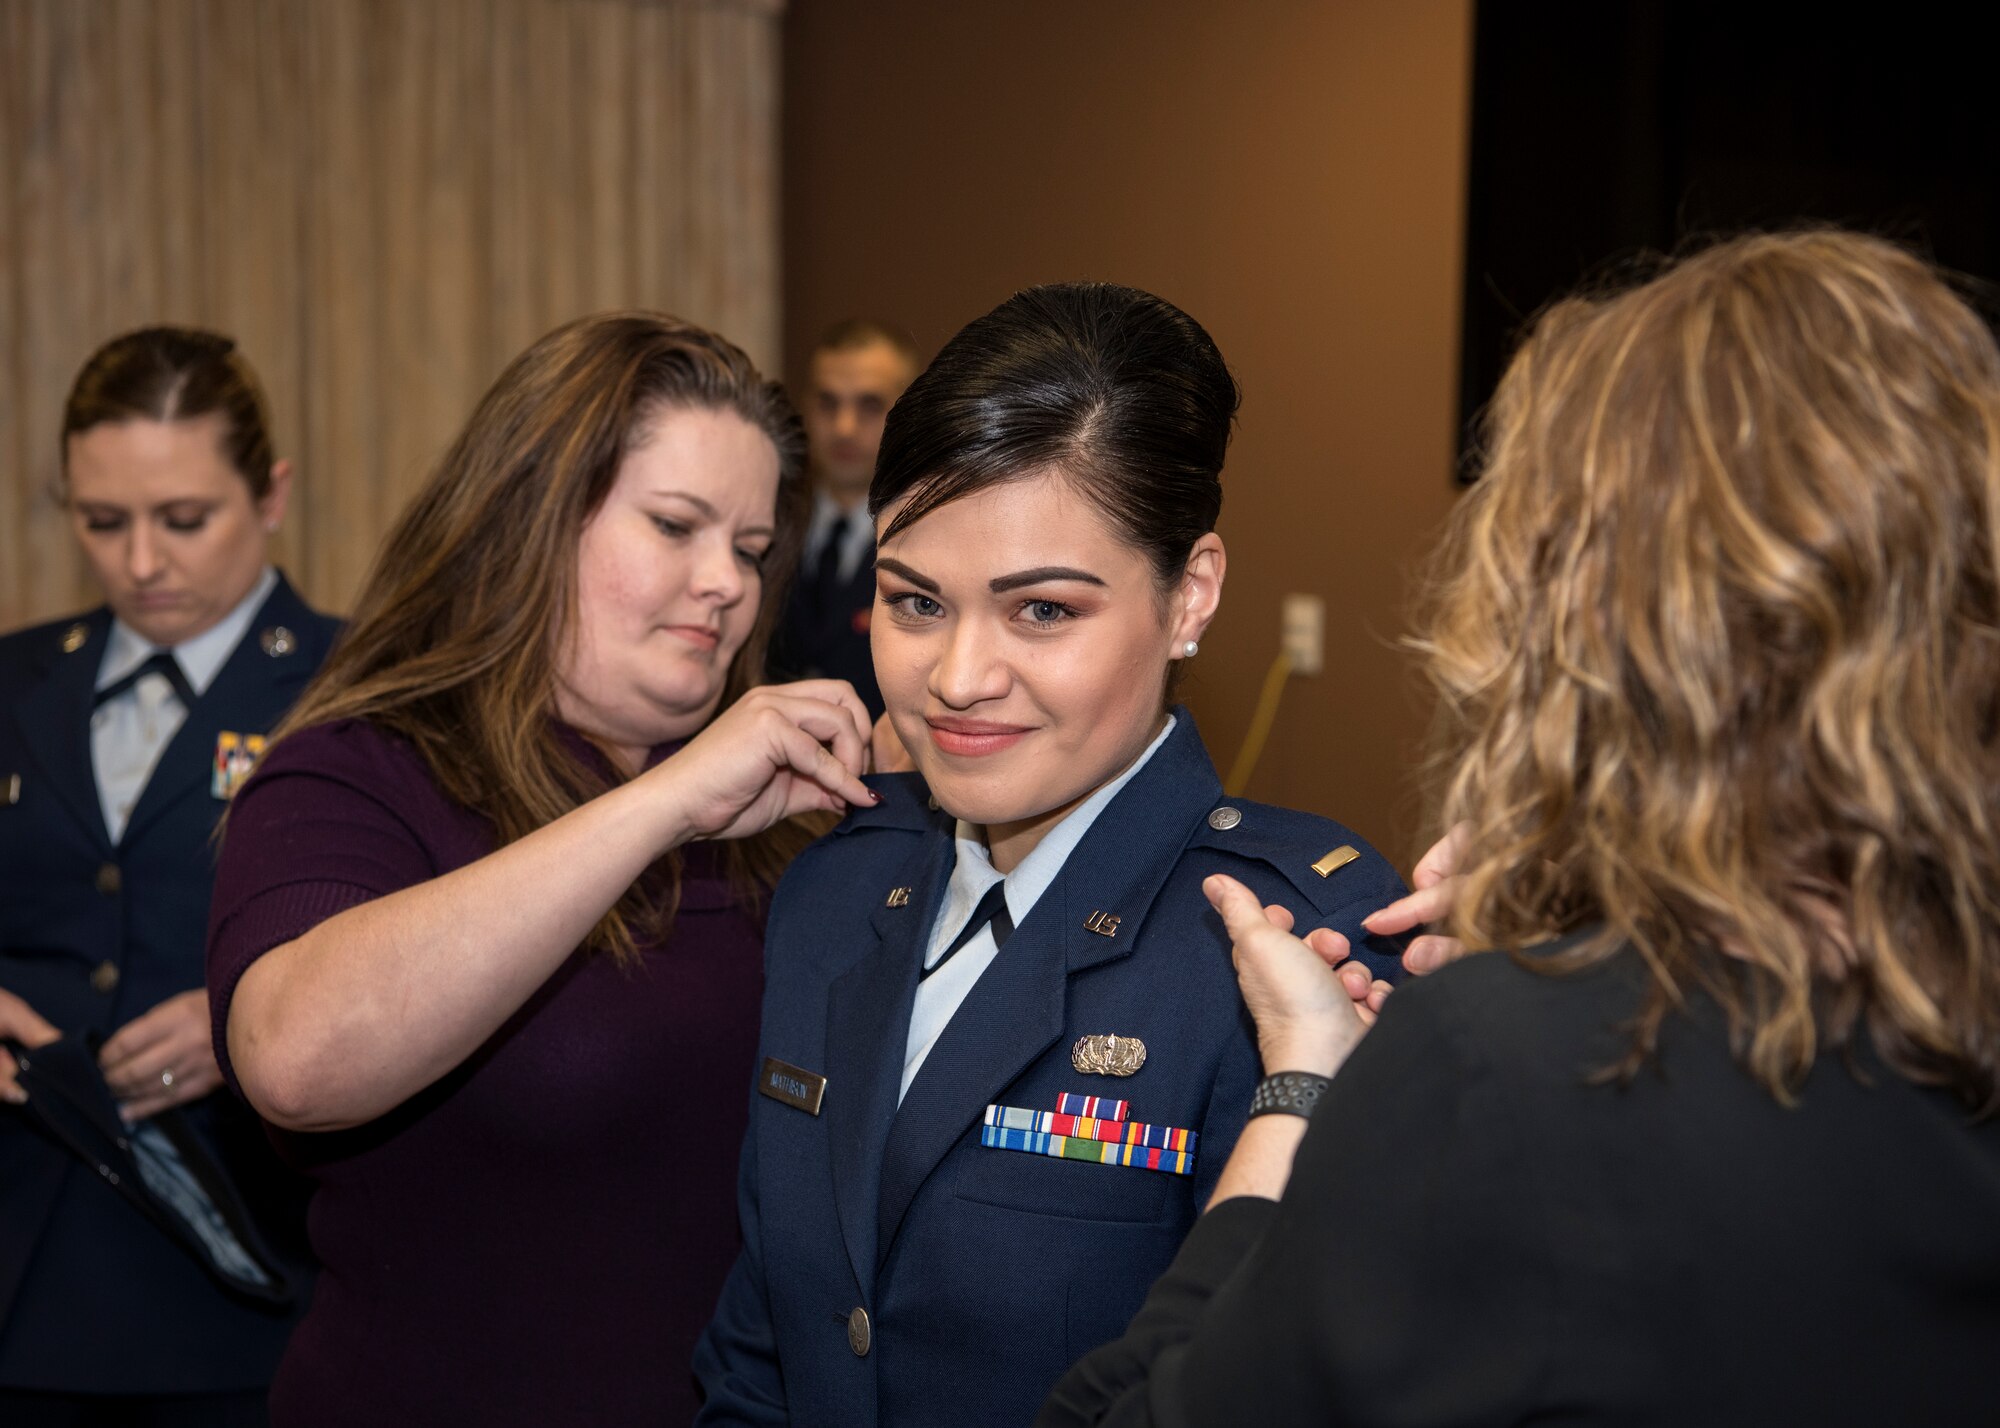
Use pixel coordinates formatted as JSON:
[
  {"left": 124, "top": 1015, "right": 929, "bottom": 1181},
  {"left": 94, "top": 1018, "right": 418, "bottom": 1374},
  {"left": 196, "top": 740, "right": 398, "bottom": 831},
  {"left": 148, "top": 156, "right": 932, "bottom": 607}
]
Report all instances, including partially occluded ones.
[{"left": 757, "top": 1056, "right": 827, "bottom": 1116}]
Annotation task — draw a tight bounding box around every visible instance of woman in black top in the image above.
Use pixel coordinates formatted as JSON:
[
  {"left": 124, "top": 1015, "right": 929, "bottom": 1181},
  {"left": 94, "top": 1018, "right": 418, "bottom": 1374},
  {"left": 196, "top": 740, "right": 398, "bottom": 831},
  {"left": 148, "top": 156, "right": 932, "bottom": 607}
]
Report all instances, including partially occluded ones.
[{"left": 1043, "top": 230, "right": 2000, "bottom": 1427}]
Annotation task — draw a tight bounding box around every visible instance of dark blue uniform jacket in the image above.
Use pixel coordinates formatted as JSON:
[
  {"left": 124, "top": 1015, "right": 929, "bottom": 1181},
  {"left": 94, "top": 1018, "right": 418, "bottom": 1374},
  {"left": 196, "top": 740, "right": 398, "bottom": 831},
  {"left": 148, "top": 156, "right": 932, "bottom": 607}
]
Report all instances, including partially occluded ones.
[
  {"left": 695, "top": 712, "right": 1406, "bottom": 1427},
  {"left": 0, "top": 575, "right": 336, "bottom": 1394}
]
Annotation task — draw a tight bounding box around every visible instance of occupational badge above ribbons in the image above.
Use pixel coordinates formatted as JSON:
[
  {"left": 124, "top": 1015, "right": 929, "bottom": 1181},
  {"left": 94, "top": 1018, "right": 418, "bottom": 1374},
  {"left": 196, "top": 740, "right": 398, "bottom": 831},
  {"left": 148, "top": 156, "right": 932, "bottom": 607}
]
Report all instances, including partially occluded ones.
[
  {"left": 1072, "top": 1032, "right": 1147, "bottom": 1076},
  {"left": 981, "top": 1092, "right": 1196, "bottom": 1176}
]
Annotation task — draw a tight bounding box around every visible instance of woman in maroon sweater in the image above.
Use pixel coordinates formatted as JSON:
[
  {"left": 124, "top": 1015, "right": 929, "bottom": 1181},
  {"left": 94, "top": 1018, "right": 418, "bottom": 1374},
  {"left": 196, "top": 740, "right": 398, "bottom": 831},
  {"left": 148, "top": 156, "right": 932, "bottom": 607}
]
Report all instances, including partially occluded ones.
[{"left": 206, "top": 314, "right": 876, "bottom": 1425}]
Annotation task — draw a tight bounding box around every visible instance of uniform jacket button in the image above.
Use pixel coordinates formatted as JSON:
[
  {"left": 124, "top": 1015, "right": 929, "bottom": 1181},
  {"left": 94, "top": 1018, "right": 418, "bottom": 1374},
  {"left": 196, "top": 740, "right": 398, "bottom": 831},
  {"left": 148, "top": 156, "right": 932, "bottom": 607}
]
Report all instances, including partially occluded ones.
[
  {"left": 1207, "top": 806, "right": 1242, "bottom": 831},
  {"left": 91, "top": 961, "right": 120, "bottom": 994},
  {"left": 95, "top": 862, "right": 122, "bottom": 895},
  {"left": 846, "top": 1306, "right": 873, "bottom": 1357}
]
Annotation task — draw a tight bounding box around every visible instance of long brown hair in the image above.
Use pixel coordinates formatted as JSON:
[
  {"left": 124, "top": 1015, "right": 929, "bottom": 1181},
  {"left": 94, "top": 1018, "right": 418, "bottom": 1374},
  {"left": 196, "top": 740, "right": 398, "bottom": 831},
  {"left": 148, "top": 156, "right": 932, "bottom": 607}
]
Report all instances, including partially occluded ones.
[
  {"left": 1419, "top": 230, "right": 2000, "bottom": 1112},
  {"left": 273, "top": 312, "right": 814, "bottom": 963}
]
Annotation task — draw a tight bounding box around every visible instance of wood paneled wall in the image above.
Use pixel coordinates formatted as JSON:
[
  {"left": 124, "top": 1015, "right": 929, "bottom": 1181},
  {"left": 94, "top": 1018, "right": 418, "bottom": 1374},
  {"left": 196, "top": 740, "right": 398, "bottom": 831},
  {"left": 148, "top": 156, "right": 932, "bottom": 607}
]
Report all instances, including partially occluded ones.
[{"left": 1, "top": 0, "right": 782, "bottom": 628}]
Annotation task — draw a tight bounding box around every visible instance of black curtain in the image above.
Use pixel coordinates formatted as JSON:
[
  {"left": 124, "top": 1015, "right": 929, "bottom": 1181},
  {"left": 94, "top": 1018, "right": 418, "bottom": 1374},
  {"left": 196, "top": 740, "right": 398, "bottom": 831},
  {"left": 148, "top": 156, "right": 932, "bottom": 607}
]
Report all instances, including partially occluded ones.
[{"left": 1459, "top": 1, "right": 2000, "bottom": 472}]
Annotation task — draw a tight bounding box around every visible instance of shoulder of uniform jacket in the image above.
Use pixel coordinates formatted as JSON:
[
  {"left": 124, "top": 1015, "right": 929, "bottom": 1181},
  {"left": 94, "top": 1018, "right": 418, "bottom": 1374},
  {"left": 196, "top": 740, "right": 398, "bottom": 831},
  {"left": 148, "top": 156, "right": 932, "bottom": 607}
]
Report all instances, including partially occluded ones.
[
  {"left": 825, "top": 771, "right": 941, "bottom": 836},
  {"left": 1184, "top": 797, "right": 1404, "bottom": 918}
]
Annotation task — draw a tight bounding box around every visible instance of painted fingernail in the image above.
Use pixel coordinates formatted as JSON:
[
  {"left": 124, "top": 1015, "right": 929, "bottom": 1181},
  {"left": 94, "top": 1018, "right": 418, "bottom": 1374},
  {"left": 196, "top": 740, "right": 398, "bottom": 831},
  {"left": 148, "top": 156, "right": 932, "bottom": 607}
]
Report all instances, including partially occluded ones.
[{"left": 869, "top": 789, "right": 884, "bottom": 804}]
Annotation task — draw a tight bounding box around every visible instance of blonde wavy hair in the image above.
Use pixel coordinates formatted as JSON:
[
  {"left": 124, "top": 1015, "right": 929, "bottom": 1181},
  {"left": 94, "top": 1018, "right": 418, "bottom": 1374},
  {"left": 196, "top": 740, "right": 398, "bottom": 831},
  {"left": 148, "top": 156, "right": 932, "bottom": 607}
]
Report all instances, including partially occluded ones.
[{"left": 1420, "top": 230, "right": 2000, "bottom": 1112}]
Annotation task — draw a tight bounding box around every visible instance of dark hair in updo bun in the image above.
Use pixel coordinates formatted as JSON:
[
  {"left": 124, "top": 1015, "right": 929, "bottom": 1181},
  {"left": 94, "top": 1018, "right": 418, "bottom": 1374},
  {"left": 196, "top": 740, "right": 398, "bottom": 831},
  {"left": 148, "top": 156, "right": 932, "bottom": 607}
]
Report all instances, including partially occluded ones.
[
  {"left": 62, "top": 325, "right": 278, "bottom": 496},
  {"left": 870, "top": 282, "right": 1237, "bottom": 594}
]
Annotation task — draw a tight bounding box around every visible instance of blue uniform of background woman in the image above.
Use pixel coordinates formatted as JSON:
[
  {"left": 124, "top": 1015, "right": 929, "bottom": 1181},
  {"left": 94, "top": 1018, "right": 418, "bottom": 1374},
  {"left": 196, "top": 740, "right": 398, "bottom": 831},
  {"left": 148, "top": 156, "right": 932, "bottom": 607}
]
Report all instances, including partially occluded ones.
[{"left": 0, "top": 328, "right": 333, "bottom": 1425}]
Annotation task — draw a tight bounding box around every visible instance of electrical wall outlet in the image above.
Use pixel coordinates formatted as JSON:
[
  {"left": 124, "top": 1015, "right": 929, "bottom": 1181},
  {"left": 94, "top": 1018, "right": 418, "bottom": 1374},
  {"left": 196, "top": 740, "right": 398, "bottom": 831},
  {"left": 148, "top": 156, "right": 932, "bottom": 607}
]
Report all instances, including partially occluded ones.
[{"left": 1281, "top": 593, "right": 1325, "bottom": 676}]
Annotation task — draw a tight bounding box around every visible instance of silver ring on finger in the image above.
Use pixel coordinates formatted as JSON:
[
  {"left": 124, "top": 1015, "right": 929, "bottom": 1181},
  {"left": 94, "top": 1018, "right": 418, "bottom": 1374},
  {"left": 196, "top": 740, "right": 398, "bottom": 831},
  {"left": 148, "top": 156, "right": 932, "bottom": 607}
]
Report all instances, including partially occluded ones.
[{"left": 160, "top": 1068, "right": 175, "bottom": 1090}]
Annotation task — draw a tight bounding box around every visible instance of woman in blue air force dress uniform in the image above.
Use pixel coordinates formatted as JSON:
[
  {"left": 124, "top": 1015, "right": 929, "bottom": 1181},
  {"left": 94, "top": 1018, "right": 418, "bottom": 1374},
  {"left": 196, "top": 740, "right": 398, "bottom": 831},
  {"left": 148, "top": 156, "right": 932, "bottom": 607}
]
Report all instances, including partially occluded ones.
[
  {"left": 0, "top": 329, "right": 333, "bottom": 1424},
  {"left": 696, "top": 284, "right": 1408, "bottom": 1427}
]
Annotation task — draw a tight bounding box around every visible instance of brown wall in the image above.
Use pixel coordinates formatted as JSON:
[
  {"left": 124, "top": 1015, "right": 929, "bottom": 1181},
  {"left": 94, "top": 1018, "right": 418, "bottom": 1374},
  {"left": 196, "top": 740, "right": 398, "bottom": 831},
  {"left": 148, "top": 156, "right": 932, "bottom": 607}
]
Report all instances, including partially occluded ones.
[{"left": 784, "top": 0, "right": 1473, "bottom": 865}]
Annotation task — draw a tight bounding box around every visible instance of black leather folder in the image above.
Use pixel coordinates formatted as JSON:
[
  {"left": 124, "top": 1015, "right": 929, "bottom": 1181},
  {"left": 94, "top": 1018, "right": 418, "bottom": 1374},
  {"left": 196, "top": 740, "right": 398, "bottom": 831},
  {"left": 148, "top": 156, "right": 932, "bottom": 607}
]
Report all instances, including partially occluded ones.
[{"left": 3, "top": 1034, "right": 297, "bottom": 1305}]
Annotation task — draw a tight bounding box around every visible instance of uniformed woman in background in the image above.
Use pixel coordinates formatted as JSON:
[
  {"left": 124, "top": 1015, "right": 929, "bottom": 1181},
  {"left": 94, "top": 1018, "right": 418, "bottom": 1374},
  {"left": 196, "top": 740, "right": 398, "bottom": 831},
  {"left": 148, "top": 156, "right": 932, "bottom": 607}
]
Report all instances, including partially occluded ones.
[
  {"left": 0, "top": 328, "right": 336, "bottom": 1425},
  {"left": 697, "top": 282, "right": 1408, "bottom": 1427}
]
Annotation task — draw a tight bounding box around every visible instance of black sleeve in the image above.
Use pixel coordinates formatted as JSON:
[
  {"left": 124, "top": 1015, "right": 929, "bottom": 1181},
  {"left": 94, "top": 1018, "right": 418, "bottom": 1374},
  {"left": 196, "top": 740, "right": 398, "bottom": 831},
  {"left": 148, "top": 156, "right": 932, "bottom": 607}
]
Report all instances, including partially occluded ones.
[
  {"left": 1039, "top": 1196, "right": 1278, "bottom": 1426},
  {"left": 1039, "top": 970, "right": 1558, "bottom": 1428}
]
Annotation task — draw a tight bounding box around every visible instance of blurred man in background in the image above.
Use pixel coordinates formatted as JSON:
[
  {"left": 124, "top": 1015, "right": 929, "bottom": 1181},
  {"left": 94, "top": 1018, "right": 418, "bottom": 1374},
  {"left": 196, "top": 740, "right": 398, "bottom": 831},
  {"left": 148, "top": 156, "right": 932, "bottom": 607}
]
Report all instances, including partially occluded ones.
[{"left": 770, "top": 319, "right": 921, "bottom": 717}]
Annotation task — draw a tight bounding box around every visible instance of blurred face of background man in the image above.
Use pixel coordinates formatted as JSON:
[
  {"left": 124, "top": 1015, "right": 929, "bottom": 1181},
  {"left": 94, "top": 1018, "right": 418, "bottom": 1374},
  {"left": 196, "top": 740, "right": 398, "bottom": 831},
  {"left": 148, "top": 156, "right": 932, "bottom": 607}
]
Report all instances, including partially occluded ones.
[{"left": 805, "top": 337, "right": 918, "bottom": 509}]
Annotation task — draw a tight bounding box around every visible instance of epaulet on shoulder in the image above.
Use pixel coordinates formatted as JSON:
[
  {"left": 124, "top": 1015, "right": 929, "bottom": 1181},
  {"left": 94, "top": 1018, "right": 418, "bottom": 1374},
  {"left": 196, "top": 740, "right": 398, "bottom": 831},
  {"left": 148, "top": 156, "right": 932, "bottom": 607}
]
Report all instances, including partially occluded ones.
[
  {"left": 828, "top": 771, "right": 938, "bottom": 836},
  {"left": 1188, "top": 797, "right": 1402, "bottom": 917}
]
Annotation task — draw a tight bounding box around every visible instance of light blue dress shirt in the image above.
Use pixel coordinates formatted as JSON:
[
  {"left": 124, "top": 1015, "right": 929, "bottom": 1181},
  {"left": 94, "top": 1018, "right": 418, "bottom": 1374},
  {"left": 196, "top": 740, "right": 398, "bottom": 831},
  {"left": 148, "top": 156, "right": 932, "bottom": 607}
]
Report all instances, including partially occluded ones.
[{"left": 90, "top": 566, "right": 276, "bottom": 842}]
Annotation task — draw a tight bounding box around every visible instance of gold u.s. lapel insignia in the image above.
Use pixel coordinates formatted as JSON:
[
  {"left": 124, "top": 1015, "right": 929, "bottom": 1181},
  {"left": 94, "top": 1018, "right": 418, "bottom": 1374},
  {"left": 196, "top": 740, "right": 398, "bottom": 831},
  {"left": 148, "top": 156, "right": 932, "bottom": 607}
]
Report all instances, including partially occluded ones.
[
  {"left": 885, "top": 886, "right": 912, "bottom": 908},
  {"left": 1072, "top": 1033, "right": 1147, "bottom": 1077},
  {"left": 211, "top": 731, "right": 268, "bottom": 800},
  {"left": 1082, "top": 910, "right": 1121, "bottom": 937}
]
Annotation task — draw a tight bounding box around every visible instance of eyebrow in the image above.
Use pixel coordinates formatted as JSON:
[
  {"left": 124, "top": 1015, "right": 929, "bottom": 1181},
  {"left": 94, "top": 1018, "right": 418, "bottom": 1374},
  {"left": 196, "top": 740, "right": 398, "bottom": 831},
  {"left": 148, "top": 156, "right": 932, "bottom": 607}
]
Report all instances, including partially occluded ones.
[
  {"left": 650, "top": 490, "right": 718, "bottom": 518},
  {"left": 72, "top": 497, "right": 219, "bottom": 514},
  {"left": 988, "top": 566, "right": 1107, "bottom": 594},
  {"left": 875, "top": 559, "right": 1108, "bottom": 596},
  {"left": 650, "top": 489, "right": 775, "bottom": 537},
  {"left": 874, "top": 557, "right": 939, "bottom": 593}
]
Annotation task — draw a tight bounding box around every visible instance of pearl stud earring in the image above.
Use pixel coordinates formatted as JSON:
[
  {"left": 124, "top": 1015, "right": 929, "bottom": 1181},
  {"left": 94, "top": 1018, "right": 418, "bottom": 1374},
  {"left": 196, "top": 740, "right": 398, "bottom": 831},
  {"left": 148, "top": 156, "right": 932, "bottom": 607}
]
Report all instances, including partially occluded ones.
[{"left": 1182, "top": 641, "right": 1199, "bottom": 658}]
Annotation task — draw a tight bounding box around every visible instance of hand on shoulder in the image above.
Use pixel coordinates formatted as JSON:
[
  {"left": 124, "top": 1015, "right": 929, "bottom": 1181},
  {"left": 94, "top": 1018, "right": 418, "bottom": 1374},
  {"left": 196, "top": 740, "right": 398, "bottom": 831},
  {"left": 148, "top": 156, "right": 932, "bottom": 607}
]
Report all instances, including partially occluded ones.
[
  {"left": 1203, "top": 873, "right": 1378, "bottom": 1080},
  {"left": 1362, "top": 822, "right": 1471, "bottom": 976}
]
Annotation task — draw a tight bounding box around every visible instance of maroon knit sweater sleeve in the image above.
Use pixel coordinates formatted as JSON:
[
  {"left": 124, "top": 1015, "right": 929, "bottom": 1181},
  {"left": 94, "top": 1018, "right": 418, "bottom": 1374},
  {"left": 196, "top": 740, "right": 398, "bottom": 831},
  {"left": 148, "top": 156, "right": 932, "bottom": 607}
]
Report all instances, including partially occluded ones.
[{"left": 204, "top": 719, "right": 449, "bottom": 1094}]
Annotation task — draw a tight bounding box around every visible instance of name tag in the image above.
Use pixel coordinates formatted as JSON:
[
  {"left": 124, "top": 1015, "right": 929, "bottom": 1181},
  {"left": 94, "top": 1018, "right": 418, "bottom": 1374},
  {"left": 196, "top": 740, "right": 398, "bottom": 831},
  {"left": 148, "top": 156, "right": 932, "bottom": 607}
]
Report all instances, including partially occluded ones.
[{"left": 757, "top": 1056, "right": 827, "bottom": 1116}]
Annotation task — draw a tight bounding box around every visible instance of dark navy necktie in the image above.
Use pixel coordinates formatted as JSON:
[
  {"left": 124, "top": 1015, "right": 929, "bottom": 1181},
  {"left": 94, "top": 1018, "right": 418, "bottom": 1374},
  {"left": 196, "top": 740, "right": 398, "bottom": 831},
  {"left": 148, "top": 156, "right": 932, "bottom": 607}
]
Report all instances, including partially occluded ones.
[
  {"left": 93, "top": 650, "right": 195, "bottom": 710},
  {"left": 814, "top": 513, "right": 854, "bottom": 602},
  {"left": 922, "top": 880, "right": 1013, "bottom": 980}
]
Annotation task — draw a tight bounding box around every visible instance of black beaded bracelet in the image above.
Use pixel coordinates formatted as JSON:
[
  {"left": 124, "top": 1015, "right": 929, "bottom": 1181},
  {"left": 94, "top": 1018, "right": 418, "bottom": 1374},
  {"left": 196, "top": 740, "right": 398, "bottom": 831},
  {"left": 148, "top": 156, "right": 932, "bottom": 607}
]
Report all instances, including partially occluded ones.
[{"left": 1247, "top": 1070, "right": 1332, "bottom": 1120}]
